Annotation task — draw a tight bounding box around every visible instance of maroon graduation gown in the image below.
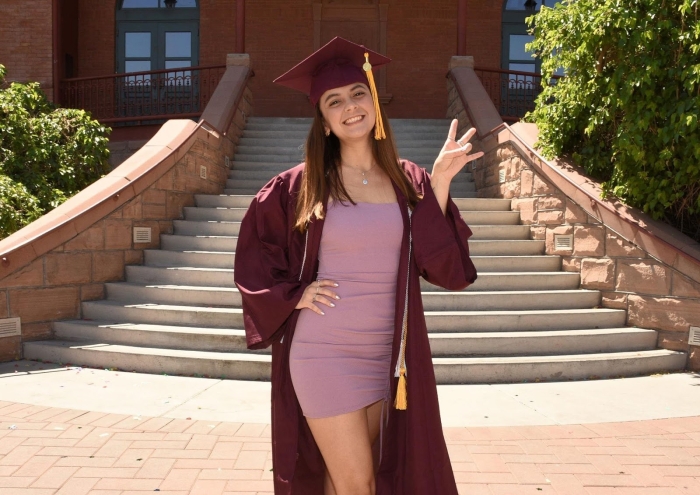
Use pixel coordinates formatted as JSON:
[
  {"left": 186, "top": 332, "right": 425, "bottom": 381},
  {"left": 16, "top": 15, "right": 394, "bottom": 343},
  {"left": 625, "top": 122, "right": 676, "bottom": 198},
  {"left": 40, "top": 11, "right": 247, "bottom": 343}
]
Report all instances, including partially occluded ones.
[{"left": 234, "top": 160, "right": 477, "bottom": 495}]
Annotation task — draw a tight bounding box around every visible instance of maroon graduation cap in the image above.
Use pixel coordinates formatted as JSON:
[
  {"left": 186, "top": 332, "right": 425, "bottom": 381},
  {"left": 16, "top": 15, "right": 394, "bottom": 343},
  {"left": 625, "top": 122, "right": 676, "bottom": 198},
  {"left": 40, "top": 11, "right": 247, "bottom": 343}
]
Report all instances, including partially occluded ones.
[{"left": 273, "top": 36, "right": 391, "bottom": 139}]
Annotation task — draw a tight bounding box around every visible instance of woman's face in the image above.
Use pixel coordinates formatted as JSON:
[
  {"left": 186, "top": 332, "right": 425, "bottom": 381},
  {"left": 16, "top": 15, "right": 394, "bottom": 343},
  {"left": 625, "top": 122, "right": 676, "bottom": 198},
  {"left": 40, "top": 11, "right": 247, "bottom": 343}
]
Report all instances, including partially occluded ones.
[{"left": 319, "top": 82, "right": 376, "bottom": 143}]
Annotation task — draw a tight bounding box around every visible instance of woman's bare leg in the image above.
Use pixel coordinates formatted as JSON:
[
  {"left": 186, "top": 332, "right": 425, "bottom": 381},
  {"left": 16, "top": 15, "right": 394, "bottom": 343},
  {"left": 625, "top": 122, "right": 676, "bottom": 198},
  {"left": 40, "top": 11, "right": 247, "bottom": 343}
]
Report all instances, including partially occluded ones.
[{"left": 307, "top": 399, "right": 385, "bottom": 495}]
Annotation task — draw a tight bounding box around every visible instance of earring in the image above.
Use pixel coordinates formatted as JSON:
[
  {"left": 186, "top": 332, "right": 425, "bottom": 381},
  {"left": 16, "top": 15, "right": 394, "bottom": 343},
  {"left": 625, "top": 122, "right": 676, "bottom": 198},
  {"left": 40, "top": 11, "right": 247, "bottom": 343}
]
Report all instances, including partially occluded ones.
[{"left": 325, "top": 129, "right": 330, "bottom": 137}]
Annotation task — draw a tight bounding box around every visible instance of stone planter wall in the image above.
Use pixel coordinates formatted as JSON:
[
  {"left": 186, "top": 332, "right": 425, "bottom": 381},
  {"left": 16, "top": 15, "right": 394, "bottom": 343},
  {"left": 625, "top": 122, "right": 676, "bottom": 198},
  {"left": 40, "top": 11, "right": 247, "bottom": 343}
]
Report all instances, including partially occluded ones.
[
  {"left": 447, "top": 68, "right": 700, "bottom": 370},
  {"left": 0, "top": 58, "right": 253, "bottom": 363}
]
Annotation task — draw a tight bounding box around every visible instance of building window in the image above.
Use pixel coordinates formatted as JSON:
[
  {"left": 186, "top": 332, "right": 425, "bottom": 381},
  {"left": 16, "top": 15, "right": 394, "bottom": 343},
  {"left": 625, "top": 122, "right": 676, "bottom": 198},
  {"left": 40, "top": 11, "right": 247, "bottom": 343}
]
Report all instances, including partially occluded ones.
[
  {"left": 116, "top": 0, "right": 199, "bottom": 75},
  {"left": 502, "top": 0, "right": 557, "bottom": 74},
  {"left": 122, "top": 0, "right": 197, "bottom": 8}
]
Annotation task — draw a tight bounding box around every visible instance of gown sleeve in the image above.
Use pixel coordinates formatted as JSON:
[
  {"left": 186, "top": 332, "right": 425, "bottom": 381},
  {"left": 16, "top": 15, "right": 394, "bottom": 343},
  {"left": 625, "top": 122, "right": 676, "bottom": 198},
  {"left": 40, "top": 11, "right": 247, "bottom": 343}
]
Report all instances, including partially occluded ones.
[
  {"left": 233, "top": 175, "right": 310, "bottom": 350},
  {"left": 410, "top": 168, "right": 478, "bottom": 291}
]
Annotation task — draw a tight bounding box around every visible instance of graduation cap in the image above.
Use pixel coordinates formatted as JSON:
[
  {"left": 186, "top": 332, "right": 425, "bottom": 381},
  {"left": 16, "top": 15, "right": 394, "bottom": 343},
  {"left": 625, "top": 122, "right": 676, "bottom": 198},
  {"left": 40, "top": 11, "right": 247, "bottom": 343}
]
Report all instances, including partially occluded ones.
[{"left": 273, "top": 36, "right": 391, "bottom": 140}]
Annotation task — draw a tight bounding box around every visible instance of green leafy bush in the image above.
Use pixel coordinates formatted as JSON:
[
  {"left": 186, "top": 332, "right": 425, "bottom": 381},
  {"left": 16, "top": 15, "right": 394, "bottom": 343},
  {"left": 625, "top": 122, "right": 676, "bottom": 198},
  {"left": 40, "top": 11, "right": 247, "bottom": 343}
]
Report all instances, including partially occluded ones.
[
  {"left": 0, "top": 64, "right": 111, "bottom": 238},
  {"left": 526, "top": 0, "right": 700, "bottom": 240}
]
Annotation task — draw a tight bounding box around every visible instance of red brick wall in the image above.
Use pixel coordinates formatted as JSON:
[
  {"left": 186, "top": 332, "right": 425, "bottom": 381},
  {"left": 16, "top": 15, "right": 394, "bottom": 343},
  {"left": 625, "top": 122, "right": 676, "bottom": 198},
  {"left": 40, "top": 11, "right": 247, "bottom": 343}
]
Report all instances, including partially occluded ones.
[
  {"left": 200, "top": 0, "right": 238, "bottom": 66},
  {"left": 0, "top": 0, "right": 505, "bottom": 117},
  {"left": 78, "top": 0, "right": 115, "bottom": 77},
  {"left": 0, "top": 0, "right": 54, "bottom": 99},
  {"left": 465, "top": 0, "right": 502, "bottom": 70},
  {"left": 246, "top": 0, "right": 503, "bottom": 118}
]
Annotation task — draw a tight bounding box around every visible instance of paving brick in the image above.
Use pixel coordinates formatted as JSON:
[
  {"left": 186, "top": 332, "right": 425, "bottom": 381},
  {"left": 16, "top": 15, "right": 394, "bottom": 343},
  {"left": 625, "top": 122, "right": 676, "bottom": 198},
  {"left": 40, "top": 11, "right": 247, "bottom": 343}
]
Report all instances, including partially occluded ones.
[
  {"left": 30, "top": 466, "right": 79, "bottom": 488},
  {"left": 54, "top": 477, "right": 99, "bottom": 495},
  {"left": 158, "top": 468, "right": 200, "bottom": 491}
]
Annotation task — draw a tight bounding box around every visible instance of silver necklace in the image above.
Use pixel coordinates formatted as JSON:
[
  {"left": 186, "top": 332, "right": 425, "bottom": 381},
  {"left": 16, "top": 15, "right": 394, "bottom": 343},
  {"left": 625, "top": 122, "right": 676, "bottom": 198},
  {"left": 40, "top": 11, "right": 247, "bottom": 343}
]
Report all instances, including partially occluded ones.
[{"left": 344, "top": 162, "right": 377, "bottom": 185}]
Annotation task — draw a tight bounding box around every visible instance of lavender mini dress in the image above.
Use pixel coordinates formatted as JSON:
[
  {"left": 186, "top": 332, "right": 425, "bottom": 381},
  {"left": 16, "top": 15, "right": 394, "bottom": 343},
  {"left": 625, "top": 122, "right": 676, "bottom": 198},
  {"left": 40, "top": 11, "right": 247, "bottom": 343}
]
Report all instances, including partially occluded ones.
[{"left": 289, "top": 200, "right": 403, "bottom": 418}]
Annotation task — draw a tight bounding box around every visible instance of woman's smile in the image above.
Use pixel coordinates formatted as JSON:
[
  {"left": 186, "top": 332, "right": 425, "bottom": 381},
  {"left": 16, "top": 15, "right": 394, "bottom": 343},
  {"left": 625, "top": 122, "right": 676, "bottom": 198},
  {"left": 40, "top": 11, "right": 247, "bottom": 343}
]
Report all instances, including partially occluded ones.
[{"left": 343, "top": 115, "right": 365, "bottom": 125}]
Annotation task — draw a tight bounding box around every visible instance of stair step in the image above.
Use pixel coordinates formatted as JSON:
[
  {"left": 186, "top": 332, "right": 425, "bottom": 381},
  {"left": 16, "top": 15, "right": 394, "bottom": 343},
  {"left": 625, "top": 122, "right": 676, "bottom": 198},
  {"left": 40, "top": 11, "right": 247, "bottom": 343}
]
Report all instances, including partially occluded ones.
[
  {"left": 226, "top": 169, "right": 474, "bottom": 183},
  {"left": 422, "top": 272, "right": 580, "bottom": 291},
  {"left": 469, "top": 225, "right": 530, "bottom": 240},
  {"left": 432, "top": 349, "right": 687, "bottom": 384},
  {"left": 172, "top": 220, "right": 241, "bottom": 237},
  {"left": 183, "top": 207, "right": 248, "bottom": 222},
  {"left": 160, "top": 234, "right": 238, "bottom": 252},
  {"left": 54, "top": 319, "right": 257, "bottom": 353},
  {"left": 428, "top": 328, "right": 659, "bottom": 356},
  {"left": 160, "top": 235, "right": 541, "bottom": 256},
  {"left": 421, "top": 290, "right": 600, "bottom": 311},
  {"left": 194, "top": 195, "right": 253, "bottom": 209},
  {"left": 461, "top": 211, "right": 519, "bottom": 225},
  {"left": 107, "top": 282, "right": 241, "bottom": 306},
  {"left": 127, "top": 264, "right": 576, "bottom": 290},
  {"left": 23, "top": 340, "right": 272, "bottom": 381},
  {"left": 54, "top": 321, "right": 656, "bottom": 358},
  {"left": 145, "top": 250, "right": 558, "bottom": 272},
  {"left": 81, "top": 299, "right": 622, "bottom": 332},
  {"left": 469, "top": 240, "right": 543, "bottom": 256},
  {"left": 144, "top": 249, "right": 235, "bottom": 268},
  {"left": 224, "top": 178, "right": 477, "bottom": 191},
  {"left": 223, "top": 188, "right": 480, "bottom": 197},
  {"left": 470, "top": 255, "right": 560, "bottom": 272},
  {"left": 193, "top": 195, "right": 511, "bottom": 212},
  {"left": 107, "top": 281, "right": 597, "bottom": 311},
  {"left": 23, "top": 341, "right": 685, "bottom": 384}
]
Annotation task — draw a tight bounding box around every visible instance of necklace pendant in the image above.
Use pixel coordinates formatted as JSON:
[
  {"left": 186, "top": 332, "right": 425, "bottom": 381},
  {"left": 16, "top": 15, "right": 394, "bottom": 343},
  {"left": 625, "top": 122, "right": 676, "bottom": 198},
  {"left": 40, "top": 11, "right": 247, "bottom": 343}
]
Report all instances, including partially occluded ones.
[{"left": 362, "top": 178, "right": 368, "bottom": 185}]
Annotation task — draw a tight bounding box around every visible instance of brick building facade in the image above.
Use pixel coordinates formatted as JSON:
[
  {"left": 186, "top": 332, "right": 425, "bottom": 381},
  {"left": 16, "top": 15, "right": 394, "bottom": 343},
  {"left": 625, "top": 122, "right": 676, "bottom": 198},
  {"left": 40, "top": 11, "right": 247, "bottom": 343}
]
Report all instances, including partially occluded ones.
[{"left": 0, "top": 0, "right": 532, "bottom": 118}]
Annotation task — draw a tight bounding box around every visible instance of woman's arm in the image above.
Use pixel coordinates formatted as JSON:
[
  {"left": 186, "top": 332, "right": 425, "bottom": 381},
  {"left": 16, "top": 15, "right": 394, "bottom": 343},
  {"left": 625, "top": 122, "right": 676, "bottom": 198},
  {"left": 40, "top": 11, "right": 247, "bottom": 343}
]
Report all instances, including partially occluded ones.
[
  {"left": 234, "top": 176, "right": 309, "bottom": 349},
  {"left": 410, "top": 166, "right": 478, "bottom": 291}
]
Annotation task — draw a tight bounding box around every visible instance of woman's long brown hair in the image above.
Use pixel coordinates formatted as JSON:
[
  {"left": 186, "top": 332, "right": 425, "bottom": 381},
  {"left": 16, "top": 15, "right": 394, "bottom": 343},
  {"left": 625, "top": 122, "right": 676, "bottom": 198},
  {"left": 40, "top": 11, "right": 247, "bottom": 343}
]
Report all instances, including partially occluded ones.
[{"left": 294, "top": 102, "right": 421, "bottom": 232}]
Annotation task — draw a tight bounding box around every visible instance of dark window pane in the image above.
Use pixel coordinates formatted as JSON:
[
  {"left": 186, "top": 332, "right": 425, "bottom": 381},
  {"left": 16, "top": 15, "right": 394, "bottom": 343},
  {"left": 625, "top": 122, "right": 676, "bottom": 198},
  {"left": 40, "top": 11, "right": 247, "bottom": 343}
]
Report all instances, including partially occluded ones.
[
  {"left": 122, "top": 0, "right": 159, "bottom": 8},
  {"left": 505, "top": 0, "right": 542, "bottom": 11},
  {"left": 509, "top": 63, "right": 536, "bottom": 73},
  {"left": 165, "top": 32, "right": 191, "bottom": 58},
  {"left": 125, "top": 32, "right": 151, "bottom": 58},
  {"left": 125, "top": 60, "right": 152, "bottom": 73},
  {"left": 509, "top": 34, "right": 535, "bottom": 61},
  {"left": 174, "top": 0, "right": 197, "bottom": 7}
]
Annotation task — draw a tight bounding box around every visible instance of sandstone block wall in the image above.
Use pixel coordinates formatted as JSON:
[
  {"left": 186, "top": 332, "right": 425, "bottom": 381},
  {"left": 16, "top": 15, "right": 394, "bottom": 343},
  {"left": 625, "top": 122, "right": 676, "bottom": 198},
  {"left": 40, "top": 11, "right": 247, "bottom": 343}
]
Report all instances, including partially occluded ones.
[{"left": 447, "top": 76, "right": 700, "bottom": 370}]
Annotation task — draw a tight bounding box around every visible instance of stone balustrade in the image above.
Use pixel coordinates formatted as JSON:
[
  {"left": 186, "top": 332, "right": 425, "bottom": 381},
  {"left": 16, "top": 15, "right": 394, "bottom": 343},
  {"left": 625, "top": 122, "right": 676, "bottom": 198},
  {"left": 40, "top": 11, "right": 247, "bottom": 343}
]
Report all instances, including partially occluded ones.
[
  {"left": 447, "top": 56, "right": 700, "bottom": 370},
  {"left": 0, "top": 55, "right": 253, "bottom": 362}
]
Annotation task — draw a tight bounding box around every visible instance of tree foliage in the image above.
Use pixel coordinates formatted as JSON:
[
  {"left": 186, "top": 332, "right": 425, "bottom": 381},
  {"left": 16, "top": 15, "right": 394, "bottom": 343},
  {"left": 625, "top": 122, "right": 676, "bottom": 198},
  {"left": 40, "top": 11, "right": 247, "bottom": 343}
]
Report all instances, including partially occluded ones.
[
  {"left": 0, "top": 64, "right": 111, "bottom": 238},
  {"left": 526, "top": 0, "right": 700, "bottom": 239}
]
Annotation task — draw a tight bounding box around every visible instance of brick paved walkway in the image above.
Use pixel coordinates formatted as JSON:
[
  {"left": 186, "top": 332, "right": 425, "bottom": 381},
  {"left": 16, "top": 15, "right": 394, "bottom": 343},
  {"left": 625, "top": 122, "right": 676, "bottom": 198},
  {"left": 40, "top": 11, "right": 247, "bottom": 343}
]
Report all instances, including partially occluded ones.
[{"left": 1, "top": 400, "right": 699, "bottom": 494}]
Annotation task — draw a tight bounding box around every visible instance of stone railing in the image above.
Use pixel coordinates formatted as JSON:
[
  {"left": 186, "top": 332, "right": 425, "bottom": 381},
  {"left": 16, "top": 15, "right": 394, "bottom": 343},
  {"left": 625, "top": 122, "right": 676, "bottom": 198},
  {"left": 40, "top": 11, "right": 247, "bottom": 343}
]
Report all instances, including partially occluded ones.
[
  {"left": 447, "top": 56, "right": 700, "bottom": 371},
  {"left": 0, "top": 54, "right": 253, "bottom": 362}
]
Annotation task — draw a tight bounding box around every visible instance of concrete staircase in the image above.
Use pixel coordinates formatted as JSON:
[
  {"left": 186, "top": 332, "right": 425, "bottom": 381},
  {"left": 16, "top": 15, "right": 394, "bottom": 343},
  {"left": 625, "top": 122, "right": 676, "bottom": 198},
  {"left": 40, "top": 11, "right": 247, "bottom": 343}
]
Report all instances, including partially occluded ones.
[{"left": 24, "top": 118, "right": 687, "bottom": 383}]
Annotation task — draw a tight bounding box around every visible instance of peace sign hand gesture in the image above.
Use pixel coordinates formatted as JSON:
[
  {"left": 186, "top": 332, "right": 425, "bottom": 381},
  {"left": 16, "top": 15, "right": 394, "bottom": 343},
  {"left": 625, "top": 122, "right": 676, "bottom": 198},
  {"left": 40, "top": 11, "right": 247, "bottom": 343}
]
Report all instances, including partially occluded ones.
[
  {"left": 429, "top": 119, "right": 484, "bottom": 215},
  {"left": 432, "top": 119, "right": 484, "bottom": 184}
]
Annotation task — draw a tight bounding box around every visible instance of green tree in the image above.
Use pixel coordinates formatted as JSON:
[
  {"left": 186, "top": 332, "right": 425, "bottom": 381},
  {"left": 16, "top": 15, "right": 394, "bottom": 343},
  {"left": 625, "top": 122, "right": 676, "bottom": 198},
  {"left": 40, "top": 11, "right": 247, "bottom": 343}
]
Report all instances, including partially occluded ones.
[
  {"left": 526, "top": 0, "right": 700, "bottom": 239},
  {"left": 0, "top": 64, "right": 111, "bottom": 238}
]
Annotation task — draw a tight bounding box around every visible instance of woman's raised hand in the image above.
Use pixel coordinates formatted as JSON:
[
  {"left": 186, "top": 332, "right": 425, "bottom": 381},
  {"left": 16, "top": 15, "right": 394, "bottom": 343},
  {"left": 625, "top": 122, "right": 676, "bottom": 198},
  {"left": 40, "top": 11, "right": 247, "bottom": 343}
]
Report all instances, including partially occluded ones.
[
  {"left": 296, "top": 279, "right": 340, "bottom": 316},
  {"left": 432, "top": 119, "right": 484, "bottom": 185}
]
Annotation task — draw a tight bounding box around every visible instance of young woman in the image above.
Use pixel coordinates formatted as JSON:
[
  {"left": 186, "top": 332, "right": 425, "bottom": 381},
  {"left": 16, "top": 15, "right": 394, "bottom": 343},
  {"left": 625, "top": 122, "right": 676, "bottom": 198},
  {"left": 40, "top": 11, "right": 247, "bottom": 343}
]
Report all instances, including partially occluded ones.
[{"left": 234, "top": 37, "right": 482, "bottom": 495}]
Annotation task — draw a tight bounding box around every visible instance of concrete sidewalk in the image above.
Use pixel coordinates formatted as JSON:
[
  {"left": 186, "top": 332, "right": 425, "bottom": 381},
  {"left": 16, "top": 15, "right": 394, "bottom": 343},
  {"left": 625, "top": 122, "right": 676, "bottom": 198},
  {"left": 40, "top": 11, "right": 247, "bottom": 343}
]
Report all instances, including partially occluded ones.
[
  {"left": 1, "top": 360, "right": 699, "bottom": 494},
  {"left": 1, "top": 361, "right": 699, "bottom": 427}
]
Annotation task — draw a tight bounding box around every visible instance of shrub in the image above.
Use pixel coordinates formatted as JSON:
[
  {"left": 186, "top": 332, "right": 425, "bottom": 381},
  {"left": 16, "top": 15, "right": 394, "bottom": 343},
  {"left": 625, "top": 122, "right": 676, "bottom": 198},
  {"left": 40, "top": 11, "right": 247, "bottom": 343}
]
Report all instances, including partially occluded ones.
[
  {"left": 0, "top": 64, "right": 111, "bottom": 237},
  {"left": 526, "top": 0, "right": 700, "bottom": 239}
]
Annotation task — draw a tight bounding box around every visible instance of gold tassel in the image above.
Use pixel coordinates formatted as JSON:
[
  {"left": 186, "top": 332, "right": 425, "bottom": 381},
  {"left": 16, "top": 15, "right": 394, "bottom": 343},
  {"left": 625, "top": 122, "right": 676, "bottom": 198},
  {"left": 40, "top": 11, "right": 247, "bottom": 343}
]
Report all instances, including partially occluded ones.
[
  {"left": 363, "top": 52, "right": 386, "bottom": 140},
  {"left": 394, "top": 368, "right": 407, "bottom": 410}
]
